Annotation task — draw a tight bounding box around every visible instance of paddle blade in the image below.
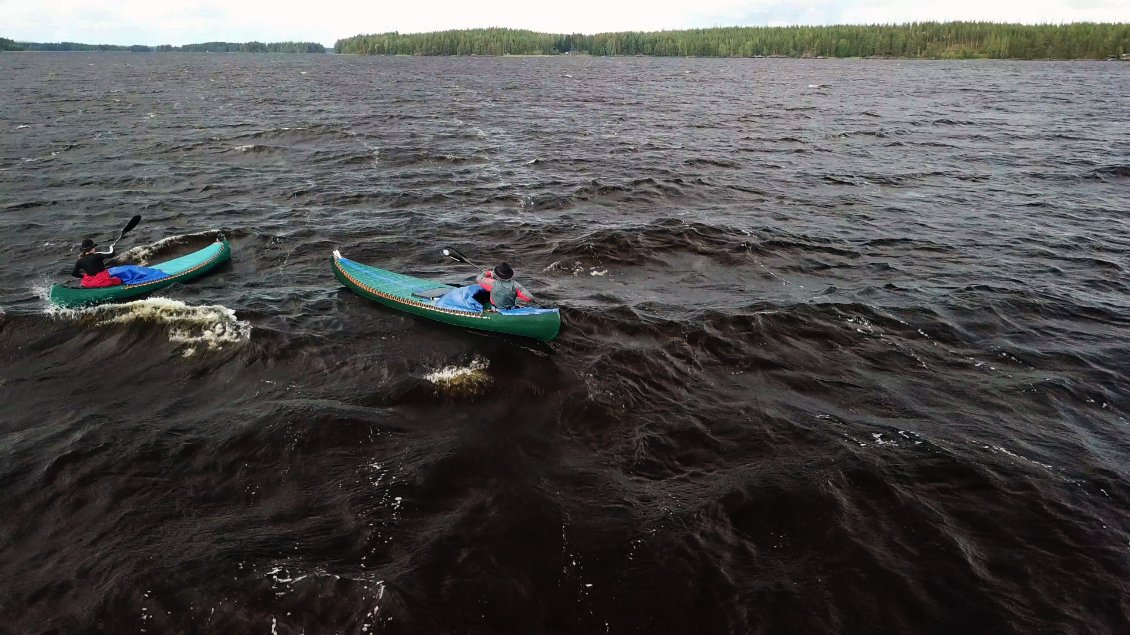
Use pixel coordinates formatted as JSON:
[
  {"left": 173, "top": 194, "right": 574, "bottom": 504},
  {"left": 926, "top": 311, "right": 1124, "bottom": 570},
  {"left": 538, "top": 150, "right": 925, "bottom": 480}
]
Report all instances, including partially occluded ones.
[
  {"left": 121, "top": 215, "right": 142, "bottom": 237},
  {"left": 442, "top": 246, "right": 471, "bottom": 264}
]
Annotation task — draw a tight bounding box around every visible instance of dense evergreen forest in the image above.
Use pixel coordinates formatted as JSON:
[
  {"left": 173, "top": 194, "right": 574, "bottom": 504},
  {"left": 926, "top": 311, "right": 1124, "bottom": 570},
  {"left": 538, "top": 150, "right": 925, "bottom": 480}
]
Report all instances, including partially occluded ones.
[
  {"left": 157, "top": 42, "right": 326, "bottom": 53},
  {"left": 6, "top": 23, "right": 1128, "bottom": 58},
  {"left": 335, "top": 23, "right": 1130, "bottom": 59},
  {"left": 11, "top": 42, "right": 151, "bottom": 51},
  {"left": 2, "top": 40, "right": 325, "bottom": 53}
]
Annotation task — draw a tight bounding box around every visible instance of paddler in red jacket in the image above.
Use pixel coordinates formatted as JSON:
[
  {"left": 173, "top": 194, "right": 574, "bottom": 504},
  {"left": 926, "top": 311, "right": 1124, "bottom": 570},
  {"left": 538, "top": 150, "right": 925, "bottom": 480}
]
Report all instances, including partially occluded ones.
[
  {"left": 476, "top": 262, "right": 535, "bottom": 309},
  {"left": 71, "top": 238, "right": 123, "bottom": 288}
]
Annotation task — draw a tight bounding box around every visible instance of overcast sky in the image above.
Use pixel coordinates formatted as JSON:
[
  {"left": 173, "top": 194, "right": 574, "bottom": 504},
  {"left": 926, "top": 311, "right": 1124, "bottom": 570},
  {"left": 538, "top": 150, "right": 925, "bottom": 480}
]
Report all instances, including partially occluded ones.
[{"left": 2, "top": 0, "right": 1126, "bottom": 46}]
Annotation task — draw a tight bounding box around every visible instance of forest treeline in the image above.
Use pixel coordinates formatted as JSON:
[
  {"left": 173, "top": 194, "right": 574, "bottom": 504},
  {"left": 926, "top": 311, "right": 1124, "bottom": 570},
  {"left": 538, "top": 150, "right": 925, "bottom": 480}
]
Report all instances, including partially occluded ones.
[
  {"left": 2, "top": 40, "right": 326, "bottom": 53},
  {"left": 157, "top": 42, "right": 326, "bottom": 53},
  {"left": 7, "top": 23, "right": 1128, "bottom": 58},
  {"left": 335, "top": 23, "right": 1130, "bottom": 59}
]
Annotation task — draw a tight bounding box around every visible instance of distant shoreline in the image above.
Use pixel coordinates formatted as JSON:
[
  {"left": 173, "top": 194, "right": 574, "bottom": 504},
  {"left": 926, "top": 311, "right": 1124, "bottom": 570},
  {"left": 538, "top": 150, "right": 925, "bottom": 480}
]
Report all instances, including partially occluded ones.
[
  {"left": 5, "top": 22, "right": 1129, "bottom": 60},
  {"left": 329, "top": 52, "right": 1125, "bottom": 61},
  {"left": 334, "top": 23, "right": 1130, "bottom": 60},
  {"left": 9, "top": 51, "right": 1125, "bottom": 62},
  {"left": 0, "top": 39, "right": 326, "bottom": 53}
]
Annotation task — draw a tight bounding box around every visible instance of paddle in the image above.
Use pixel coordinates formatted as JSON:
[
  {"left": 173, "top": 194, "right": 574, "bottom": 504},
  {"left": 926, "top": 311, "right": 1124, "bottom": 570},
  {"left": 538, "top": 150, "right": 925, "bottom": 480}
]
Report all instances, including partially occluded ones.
[
  {"left": 442, "top": 246, "right": 484, "bottom": 286},
  {"left": 441, "top": 246, "right": 544, "bottom": 308},
  {"left": 108, "top": 214, "right": 142, "bottom": 250},
  {"left": 442, "top": 246, "right": 482, "bottom": 271}
]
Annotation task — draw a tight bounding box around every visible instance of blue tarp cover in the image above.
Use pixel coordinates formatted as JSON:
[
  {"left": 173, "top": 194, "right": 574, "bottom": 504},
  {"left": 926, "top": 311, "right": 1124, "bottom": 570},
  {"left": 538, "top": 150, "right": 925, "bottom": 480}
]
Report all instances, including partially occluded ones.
[
  {"left": 435, "top": 284, "right": 484, "bottom": 312},
  {"left": 109, "top": 265, "right": 170, "bottom": 285},
  {"left": 434, "top": 285, "right": 558, "bottom": 314},
  {"left": 498, "top": 307, "right": 558, "bottom": 315}
]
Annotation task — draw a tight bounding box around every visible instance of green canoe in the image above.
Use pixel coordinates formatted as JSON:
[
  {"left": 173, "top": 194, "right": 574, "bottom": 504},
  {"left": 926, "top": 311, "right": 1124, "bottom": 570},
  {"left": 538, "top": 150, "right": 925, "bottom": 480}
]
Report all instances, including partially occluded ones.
[
  {"left": 332, "top": 250, "right": 561, "bottom": 341},
  {"left": 50, "top": 238, "right": 232, "bottom": 308}
]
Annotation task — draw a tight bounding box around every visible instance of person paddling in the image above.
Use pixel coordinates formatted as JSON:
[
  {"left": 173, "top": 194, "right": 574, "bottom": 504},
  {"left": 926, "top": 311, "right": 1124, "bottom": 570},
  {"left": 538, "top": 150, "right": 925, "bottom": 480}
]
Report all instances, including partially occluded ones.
[
  {"left": 476, "top": 262, "right": 535, "bottom": 309},
  {"left": 71, "top": 239, "right": 123, "bottom": 288}
]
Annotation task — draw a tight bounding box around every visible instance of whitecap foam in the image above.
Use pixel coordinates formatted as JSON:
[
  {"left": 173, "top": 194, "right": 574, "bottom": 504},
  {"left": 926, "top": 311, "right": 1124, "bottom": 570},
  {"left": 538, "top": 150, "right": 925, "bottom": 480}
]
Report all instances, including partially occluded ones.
[
  {"left": 47, "top": 297, "right": 250, "bottom": 351},
  {"left": 985, "top": 444, "right": 1054, "bottom": 470},
  {"left": 425, "top": 356, "right": 492, "bottom": 396},
  {"left": 116, "top": 231, "right": 219, "bottom": 266},
  {"left": 31, "top": 280, "right": 54, "bottom": 304},
  {"left": 544, "top": 260, "right": 587, "bottom": 276}
]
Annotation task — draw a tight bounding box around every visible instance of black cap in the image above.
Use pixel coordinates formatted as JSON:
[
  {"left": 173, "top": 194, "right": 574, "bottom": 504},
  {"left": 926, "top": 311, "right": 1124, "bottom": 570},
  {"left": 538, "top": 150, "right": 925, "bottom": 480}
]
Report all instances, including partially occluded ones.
[
  {"left": 80, "top": 238, "right": 96, "bottom": 251},
  {"left": 494, "top": 262, "right": 514, "bottom": 280}
]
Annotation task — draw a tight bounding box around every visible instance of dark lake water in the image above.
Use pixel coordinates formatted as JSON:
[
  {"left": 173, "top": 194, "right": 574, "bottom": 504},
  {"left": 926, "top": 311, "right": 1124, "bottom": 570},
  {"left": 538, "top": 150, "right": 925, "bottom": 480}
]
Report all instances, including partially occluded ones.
[{"left": 1, "top": 52, "right": 1128, "bottom": 633}]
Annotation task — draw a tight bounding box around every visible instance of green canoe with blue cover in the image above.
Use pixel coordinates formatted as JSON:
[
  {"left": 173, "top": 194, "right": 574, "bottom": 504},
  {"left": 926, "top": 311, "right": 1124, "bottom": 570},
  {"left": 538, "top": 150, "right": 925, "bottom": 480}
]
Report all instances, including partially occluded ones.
[
  {"left": 332, "top": 250, "right": 561, "bottom": 341},
  {"left": 49, "top": 239, "right": 232, "bottom": 308}
]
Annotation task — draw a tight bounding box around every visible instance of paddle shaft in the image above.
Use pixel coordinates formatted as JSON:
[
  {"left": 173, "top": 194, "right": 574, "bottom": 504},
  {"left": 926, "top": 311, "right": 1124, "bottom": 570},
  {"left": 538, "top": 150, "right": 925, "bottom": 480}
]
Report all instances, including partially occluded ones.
[{"left": 108, "top": 215, "right": 142, "bottom": 250}]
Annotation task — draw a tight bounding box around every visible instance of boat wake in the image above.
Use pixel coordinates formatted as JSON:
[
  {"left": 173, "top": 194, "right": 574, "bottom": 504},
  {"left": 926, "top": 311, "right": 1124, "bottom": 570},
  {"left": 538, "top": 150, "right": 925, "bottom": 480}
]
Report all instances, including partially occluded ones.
[
  {"left": 117, "top": 231, "right": 223, "bottom": 266},
  {"left": 46, "top": 297, "right": 250, "bottom": 353}
]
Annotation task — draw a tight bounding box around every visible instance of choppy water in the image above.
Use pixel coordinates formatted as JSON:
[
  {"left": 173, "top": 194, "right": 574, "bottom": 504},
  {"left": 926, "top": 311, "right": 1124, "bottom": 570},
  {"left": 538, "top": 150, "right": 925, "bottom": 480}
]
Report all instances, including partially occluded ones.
[{"left": 1, "top": 53, "right": 1129, "bottom": 633}]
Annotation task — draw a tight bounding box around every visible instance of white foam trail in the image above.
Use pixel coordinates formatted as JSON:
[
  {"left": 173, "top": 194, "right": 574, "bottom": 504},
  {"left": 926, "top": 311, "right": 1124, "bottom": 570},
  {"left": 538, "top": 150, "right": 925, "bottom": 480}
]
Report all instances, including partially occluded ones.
[
  {"left": 425, "top": 357, "right": 492, "bottom": 395},
  {"left": 46, "top": 297, "right": 250, "bottom": 352},
  {"left": 117, "top": 232, "right": 219, "bottom": 266},
  {"left": 31, "top": 280, "right": 54, "bottom": 304},
  {"left": 986, "top": 444, "right": 1054, "bottom": 470}
]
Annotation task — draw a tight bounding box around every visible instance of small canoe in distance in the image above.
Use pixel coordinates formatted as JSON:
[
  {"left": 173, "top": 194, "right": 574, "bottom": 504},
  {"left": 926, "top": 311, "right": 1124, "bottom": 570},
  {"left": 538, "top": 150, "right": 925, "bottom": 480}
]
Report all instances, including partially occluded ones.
[
  {"left": 332, "top": 250, "right": 561, "bottom": 341},
  {"left": 49, "top": 238, "right": 232, "bottom": 308}
]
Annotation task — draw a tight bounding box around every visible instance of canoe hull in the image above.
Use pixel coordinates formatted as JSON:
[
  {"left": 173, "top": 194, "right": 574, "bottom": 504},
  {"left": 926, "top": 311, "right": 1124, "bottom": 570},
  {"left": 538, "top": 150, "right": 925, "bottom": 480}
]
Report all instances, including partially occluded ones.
[
  {"left": 332, "top": 252, "right": 560, "bottom": 341},
  {"left": 49, "top": 239, "right": 232, "bottom": 308}
]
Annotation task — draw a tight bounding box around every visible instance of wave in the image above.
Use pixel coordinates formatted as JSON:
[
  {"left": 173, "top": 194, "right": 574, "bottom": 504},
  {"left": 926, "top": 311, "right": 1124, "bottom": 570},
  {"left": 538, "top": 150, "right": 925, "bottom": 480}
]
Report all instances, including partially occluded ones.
[
  {"left": 684, "top": 158, "right": 739, "bottom": 168},
  {"left": 548, "top": 219, "right": 747, "bottom": 265},
  {"left": 116, "top": 231, "right": 224, "bottom": 266},
  {"left": 822, "top": 171, "right": 949, "bottom": 186},
  {"left": 231, "top": 143, "right": 279, "bottom": 154},
  {"left": 376, "top": 148, "right": 488, "bottom": 167},
  {"left": 333, "top": 152, "right": 378, "bottom": 166},
  {"left": 910, "top": 141, "right": 959, "bottom": 148},
  {"left": 832, "top": 129, "right": 900, "bottom": 139},
  {"left": 234, "top": 124, "right": 350, "bottom": 142},
  {"left": 528, "top": 178, "right": 693, "bottom": 211},
  {"left": 544, "top": 260, "right": 610, "bottom": 277},
  {"left": 4, "top": 200, "right": 52, "bottom": 212},
  {"left": 1030, "top": 249, "right": 1124, "bottom": 273},
  {"left": 823, "top": 175, "right": 865, "bottom": 186},
  {"left": 46, "top": 297, "right": 250, "bottom": 353},
  {"left": 424, "top": 356, "right": 492, "bottom": 397},
  {"left": 1083, "top": 165, "right": 1130, "bottom": 180},
  {"left": 863, "top": 237, "right": 955, "bottom": 253},
  {"left": 563, "top": 289, "right": 1110, "bottom": 385},
  {"left": 543, "top": 218, "right": 924, "bottom": 268}
]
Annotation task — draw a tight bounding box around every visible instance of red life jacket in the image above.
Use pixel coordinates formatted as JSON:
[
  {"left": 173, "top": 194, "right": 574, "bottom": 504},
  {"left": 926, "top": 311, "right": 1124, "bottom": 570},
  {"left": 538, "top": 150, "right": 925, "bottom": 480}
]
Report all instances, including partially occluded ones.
[{"left": 476, "top": 270, "right": 533, "bottom": 306}]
